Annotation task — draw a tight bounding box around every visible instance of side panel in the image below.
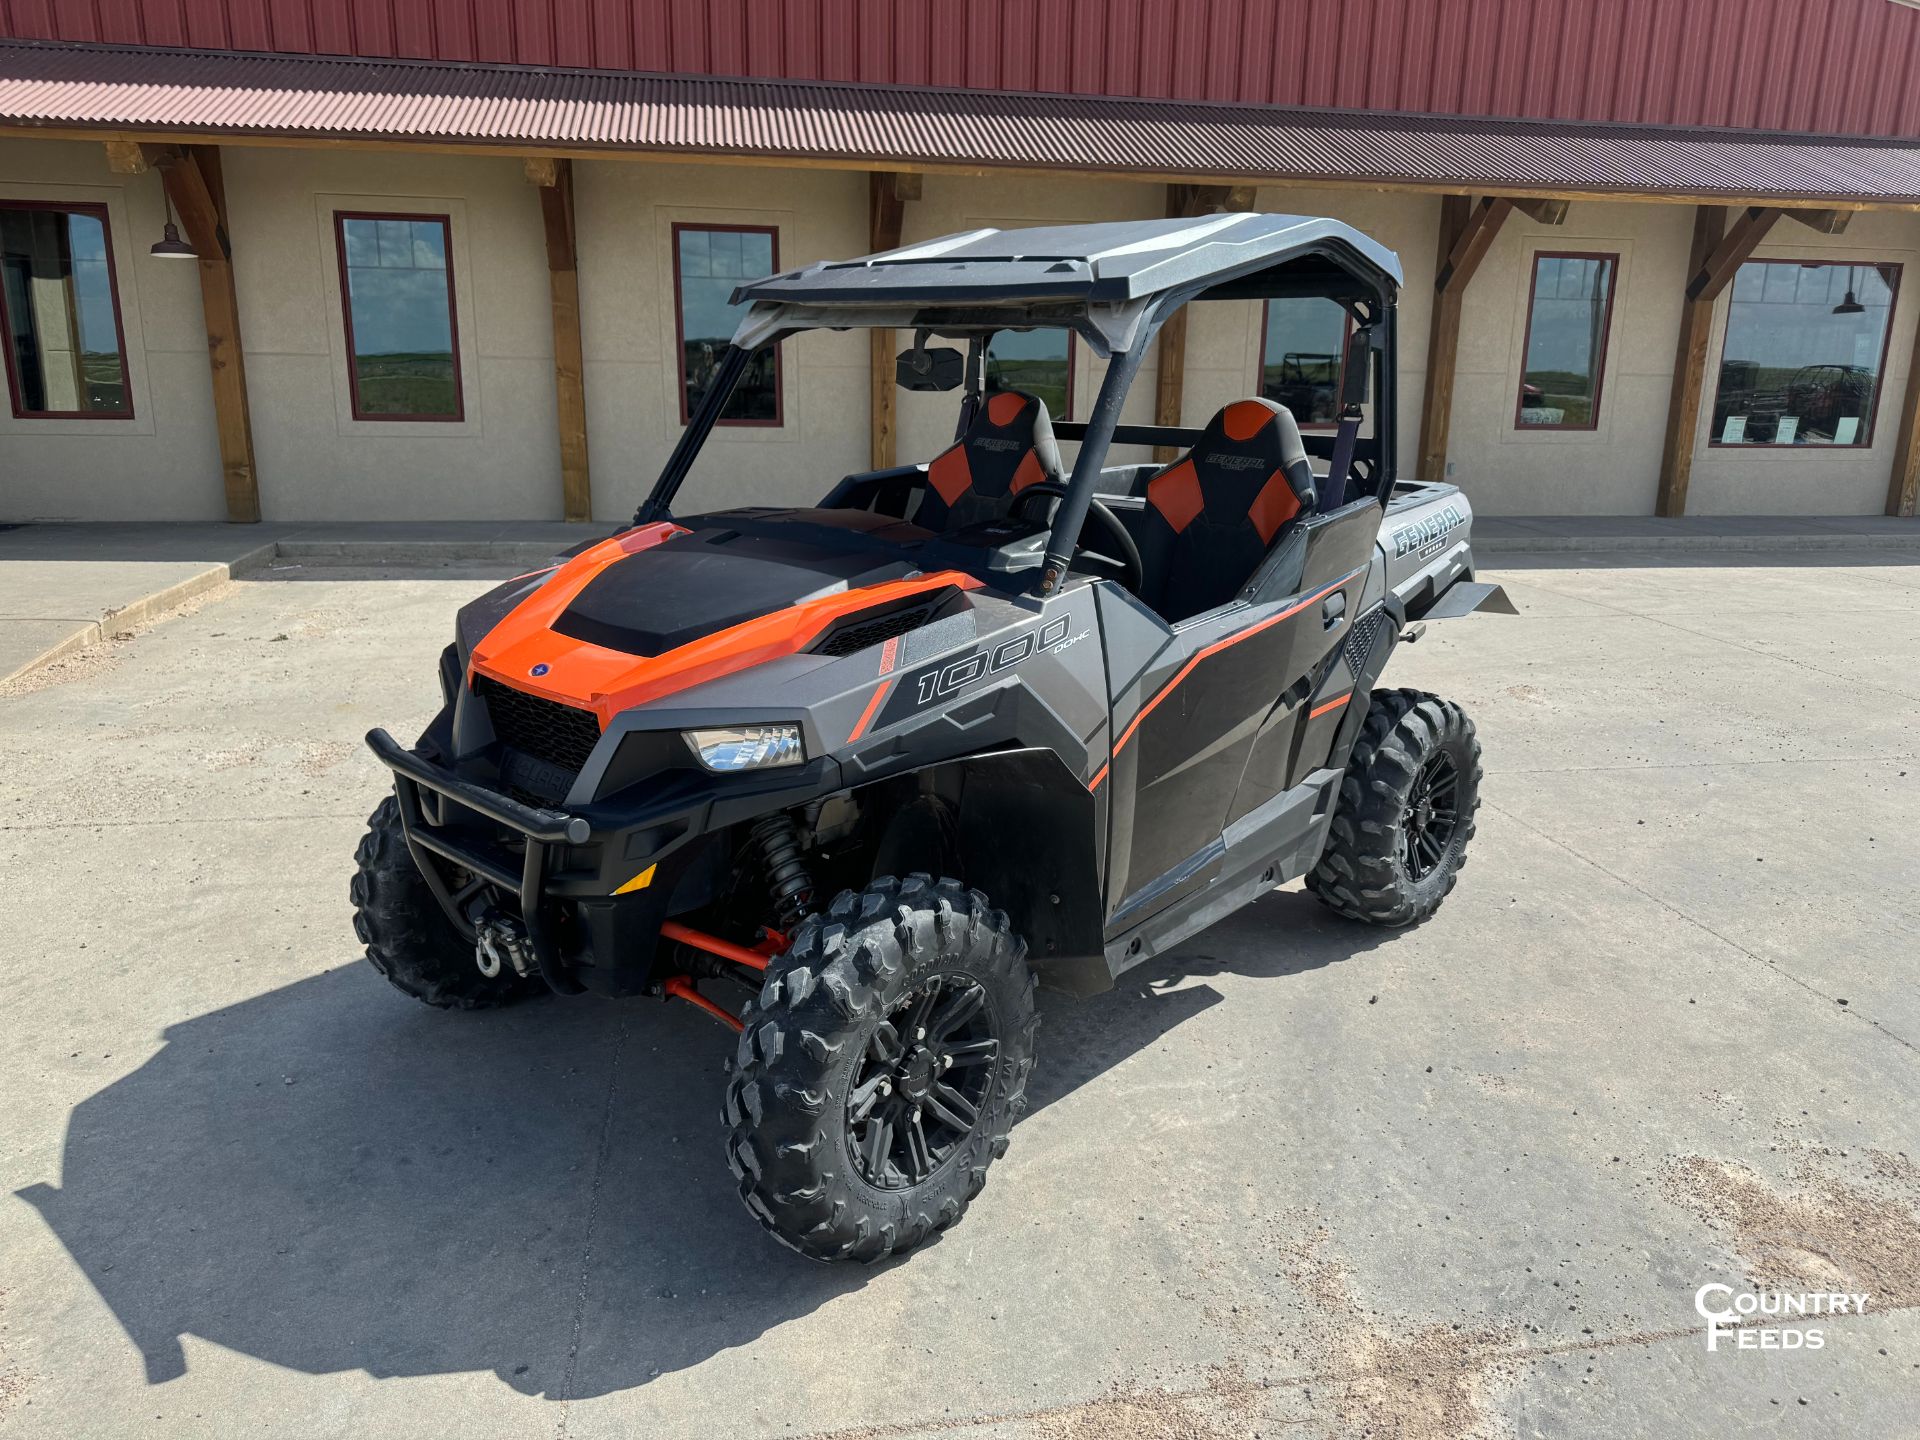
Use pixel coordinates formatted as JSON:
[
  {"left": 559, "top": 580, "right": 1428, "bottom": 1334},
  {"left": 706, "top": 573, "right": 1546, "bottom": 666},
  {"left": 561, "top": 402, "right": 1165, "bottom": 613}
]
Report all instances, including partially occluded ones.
[{"left": 1100, "top": 559, "right": 1369, "bottom": 928}]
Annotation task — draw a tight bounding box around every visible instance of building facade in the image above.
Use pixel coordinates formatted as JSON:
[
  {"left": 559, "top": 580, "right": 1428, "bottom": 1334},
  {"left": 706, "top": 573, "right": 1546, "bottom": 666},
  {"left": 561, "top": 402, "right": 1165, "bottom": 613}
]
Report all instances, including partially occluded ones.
[{"left": 4, "top": 0, "right": 1920, "bottom": 525}]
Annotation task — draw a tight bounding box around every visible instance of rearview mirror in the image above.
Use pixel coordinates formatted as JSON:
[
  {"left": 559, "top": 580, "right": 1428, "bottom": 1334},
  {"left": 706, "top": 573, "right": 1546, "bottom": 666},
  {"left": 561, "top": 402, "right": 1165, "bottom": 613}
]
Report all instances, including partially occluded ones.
[
  {"left": 896, "top": 346, "right": 965, "bottom": 392},
  {"left": 1342, "top": 329, "right": 1371, "bottom": 410}
]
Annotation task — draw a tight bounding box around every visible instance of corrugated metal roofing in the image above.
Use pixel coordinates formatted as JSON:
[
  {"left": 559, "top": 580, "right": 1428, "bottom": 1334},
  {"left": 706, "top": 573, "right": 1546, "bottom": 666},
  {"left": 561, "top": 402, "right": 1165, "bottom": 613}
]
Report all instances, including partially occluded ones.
[
  {"left": 5, "top": 39, "right": 1920, "bottom": 205},
  {"left": 5, "top": 0, "right": 1920, "bottom": 142}
]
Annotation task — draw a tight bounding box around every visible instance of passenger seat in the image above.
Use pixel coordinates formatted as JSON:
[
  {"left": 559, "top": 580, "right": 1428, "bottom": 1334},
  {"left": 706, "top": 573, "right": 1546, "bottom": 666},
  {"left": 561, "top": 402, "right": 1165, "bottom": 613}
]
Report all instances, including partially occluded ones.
[{"left": 913, "top": 389, "right": 1065, "bottom": 533}]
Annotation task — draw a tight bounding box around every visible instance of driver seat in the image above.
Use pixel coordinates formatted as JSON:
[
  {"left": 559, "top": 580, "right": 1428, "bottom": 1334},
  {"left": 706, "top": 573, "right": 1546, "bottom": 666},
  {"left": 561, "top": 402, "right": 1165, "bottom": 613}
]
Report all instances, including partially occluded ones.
[
  {"left": 1136, "top": 398, "right": 1317, "bottom": 622},
  {"left": 912, "top": 389, "right": 1064, "bottom": 533}
]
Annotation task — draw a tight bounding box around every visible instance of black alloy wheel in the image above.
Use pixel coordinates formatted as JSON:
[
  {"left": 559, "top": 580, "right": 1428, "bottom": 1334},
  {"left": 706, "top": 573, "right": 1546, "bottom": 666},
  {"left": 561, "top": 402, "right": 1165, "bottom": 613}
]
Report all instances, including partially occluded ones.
[{"left": 844, "top": 974, "right": 1000, "bottom": 1190}]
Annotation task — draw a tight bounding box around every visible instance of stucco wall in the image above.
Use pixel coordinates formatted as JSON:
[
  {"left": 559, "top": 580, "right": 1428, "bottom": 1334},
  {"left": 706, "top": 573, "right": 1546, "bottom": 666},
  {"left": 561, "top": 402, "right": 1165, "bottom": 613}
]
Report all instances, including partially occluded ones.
[
  {"left": 5, "top": 136, "right": 1919, "bottom": 523},
  {"left": 573, "top": 158, "right": 870, "bottom": 522},
  {"left": 0, "top": 138, "right": 223, "bottom": 521}
]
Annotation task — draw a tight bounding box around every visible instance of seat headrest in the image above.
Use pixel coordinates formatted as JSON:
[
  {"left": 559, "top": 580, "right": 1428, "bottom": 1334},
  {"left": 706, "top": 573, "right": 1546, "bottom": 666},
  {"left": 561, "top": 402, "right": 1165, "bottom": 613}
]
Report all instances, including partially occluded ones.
[{"left": 964, "top": 388, "right": 1063, "bottom": 482}]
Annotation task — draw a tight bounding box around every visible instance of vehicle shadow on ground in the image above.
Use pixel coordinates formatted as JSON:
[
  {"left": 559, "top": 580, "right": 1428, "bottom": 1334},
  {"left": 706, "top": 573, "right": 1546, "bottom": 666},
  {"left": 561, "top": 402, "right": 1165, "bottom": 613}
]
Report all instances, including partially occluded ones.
[{"left": 15, "top": 887, "right": 1384, "bottom": 1401}]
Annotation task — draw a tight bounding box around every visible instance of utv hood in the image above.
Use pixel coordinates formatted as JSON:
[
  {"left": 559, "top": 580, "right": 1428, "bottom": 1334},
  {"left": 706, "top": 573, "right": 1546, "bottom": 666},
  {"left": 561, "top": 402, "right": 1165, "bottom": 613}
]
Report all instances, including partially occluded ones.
[{"left": 465, "top": 514, "right": 974, "bottom": 726}]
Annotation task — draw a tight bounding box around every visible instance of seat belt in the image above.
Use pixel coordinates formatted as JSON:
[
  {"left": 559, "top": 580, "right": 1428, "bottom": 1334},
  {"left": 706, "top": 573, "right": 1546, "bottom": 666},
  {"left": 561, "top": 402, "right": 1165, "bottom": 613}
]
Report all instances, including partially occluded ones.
[{"left": 1323, "top": 408, "right": 1361, "bottom": 511}]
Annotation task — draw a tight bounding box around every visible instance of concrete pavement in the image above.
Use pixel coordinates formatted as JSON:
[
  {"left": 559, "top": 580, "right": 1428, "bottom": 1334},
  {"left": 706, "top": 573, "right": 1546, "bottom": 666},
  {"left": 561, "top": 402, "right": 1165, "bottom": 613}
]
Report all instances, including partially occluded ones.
[{"left": 0, "top": 552, "right": 1917, "bottom": 1438}]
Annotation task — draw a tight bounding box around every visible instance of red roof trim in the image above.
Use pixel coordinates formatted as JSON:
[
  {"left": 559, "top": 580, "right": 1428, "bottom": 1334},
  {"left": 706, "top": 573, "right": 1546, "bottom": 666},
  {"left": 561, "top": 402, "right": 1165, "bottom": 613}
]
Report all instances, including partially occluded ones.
[{"left": 6, "top": 40, "right": 1920, "bottom": 203}]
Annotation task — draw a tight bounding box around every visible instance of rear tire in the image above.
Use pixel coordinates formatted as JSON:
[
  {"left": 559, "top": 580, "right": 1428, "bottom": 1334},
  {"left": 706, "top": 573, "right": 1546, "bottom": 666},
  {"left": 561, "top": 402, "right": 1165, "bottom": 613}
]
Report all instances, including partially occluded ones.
[
  {"left": 350, "top": 795, "right": 538, "bottom": 1009},
  {"left": 1307, "top": 689, "right": 1482, "bottom": 927},
  {"left": 723, "top": 874, "right": 1038, "bottom": 1262}
]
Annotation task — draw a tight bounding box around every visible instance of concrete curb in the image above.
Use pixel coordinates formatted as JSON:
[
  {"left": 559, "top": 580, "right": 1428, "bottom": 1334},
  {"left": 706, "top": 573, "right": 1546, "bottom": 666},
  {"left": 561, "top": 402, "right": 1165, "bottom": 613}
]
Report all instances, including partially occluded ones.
[
  {"left": 271, "top": 539, "right": 564, "bottom": 567},
  {"left": 1, "top": 542, "right": 277, "bottom": 685}
]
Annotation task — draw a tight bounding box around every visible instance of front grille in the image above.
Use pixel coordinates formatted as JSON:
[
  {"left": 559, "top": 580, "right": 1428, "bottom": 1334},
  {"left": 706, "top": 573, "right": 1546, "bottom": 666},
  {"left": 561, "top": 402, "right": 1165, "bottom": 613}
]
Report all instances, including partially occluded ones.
[
  {"left": 812, "top": 601, "right": 938, "bottom": 658},
  {"left": 473, "top": 674, "right": 602, "bottom": 775}
]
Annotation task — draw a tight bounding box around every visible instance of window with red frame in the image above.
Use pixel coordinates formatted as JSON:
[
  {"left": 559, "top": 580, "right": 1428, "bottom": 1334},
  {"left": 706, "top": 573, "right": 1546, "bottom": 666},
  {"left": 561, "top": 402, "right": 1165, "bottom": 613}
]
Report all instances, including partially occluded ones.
[
  {"left": 1709, "top": 259, "right": 1899, "bottom": 448},
  {"left": 335, "top": 212, "right": 462, "bottom": 421},
  {"left": 1517, "top": 252, "right": 1616, "bottom": 430},
  {"left": 985, "top": 328, "right": 1075, "bottom": 420},
  {"left": 674, "top": 224, "right": 780, "bottom": 424},
  {"left": 1260, "top": 297, "right": 1350, "bottom": 428},
  {"left": 1, "top": 200, "right": 132, "bottom": 419}
]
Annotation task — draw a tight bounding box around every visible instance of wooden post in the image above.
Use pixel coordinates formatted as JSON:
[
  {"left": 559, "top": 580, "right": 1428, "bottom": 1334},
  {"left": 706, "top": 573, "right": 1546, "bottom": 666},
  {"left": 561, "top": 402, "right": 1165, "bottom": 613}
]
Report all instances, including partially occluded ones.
[
  {"left": 531, "top": 159, "right": 592, "bottom": 522},
  {"left": 867, "top": 172, "right": 918, "bottom": 471},
  {"left": 1149, "top": 184, "right": 1245, "bottom": 461},
  {"left": 158, "top": 146, "right": 260, "bottom": 523},
  {"left": 1887, "top": 321, "right": 1920, "bottom": 517},
  {"left": 1655, "top": 207, "right": 1727, "bottom": 518},
  {"left": 1417, "top": 195, "right": 1512, "bottom": 483}
]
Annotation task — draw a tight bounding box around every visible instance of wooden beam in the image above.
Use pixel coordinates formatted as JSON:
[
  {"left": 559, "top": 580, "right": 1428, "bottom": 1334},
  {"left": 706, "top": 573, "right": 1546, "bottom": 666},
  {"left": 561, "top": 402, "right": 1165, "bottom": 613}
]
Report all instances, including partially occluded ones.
[
  {"left": 157, "top": 146, "right": 260, "bottom": 523},
  {"left": 1887, "top": 314, "right": 1920, "bottom": 516},
  {"left": 1655, "top": 206, "right": 1728, "bottom": 518},
  {"left": 523, "top": 155, "right": 561, "bottom": 187},
  {"left": 868, "top": 172, "right": 913, "bottom": 471},
  {"left": 534, "top": 159, "right": 591, "bottom": 522},
  {"left": 1784, "top": 207, "right": 1852, "bottom": 235},
  {"left": 1147, "top": 182, "right": 1258, "bottom": 459},
  {"left": 1511, "top": 197, "right": 1569, "bottom": 225},
  {"left": 1685, "top": 205, "right": 1783, "bottom": 301},
  {"left": 1416, "top": 195, "right": 1473, "bottom": 482},
  {"left": 103, "top": 140, "right": 150, "bottom": 173},
  {"left": 1435, "top": 196, "right": 1513, "bottom": 294}
]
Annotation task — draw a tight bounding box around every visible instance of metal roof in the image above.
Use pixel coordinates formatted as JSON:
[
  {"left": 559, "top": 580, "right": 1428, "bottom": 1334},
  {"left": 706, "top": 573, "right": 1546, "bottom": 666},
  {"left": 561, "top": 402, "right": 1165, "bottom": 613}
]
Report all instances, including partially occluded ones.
[
  {"left": 738, "top": 214, "right": 1405, "bottom": 306},
  {"left": 7, "top": 40, "right": 1920, "bottom": 205}
]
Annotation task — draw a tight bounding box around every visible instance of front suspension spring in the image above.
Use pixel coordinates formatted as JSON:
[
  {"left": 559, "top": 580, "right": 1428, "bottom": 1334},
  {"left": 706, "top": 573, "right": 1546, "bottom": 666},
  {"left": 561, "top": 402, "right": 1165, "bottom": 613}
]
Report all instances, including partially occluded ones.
[{"left": 749, "top": 813, "right": 816, "bottom": 930}]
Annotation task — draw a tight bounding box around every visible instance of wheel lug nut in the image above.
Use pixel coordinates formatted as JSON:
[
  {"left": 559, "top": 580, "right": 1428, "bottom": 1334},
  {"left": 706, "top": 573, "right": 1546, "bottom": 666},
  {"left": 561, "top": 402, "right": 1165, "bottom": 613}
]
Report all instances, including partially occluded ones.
[
  {"left": 940, "top": 1055, "right": 952, "bottom": 1070},
  {"left": 914, "top": 1027, "right": 926, "bottom": 1041},
  {"left": 877, "top": 1079, "right": 891, "bottom": 1096}
]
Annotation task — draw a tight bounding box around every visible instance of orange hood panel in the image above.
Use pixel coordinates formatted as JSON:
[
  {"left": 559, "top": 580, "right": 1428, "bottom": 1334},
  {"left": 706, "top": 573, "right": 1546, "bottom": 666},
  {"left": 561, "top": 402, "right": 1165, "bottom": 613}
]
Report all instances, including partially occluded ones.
[{"left": 468, "top": 524, "right": 978, "bottom": 729}]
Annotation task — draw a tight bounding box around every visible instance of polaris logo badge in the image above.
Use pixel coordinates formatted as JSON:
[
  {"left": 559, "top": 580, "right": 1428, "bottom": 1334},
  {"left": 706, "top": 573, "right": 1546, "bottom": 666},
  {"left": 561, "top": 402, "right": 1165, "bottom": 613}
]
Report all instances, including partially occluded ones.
[
  {"left": 913, "top": 617, "right": 1074, "bottom": 706},
  {"left": 973, "top": 436, "right": 1021, "bottom": 453},
  {"left": 1389, "top": 503, "right": 1466, "bottom": 561},
  {"left": 529, "top": 663, "right": 551, "bottom": 677}
]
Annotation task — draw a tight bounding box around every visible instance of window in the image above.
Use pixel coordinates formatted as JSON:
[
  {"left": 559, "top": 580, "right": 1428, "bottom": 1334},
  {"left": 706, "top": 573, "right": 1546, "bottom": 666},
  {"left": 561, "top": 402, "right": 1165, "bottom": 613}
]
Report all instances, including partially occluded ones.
[
  {"left": 1, "top": 200, "right": 132, "bottom": 419},
  {"left": 985, "top": 329, "right": 1075, "bottom": 419},
  {"left": 673, "top": 224, "right": 779, "bottom": 425},
  {"left": 335, "top": 212, "right": 462, "bottom": 421},
  {"left": 1711, "top": 259, "right": 1899, "bottom": 447},
  {"left": 1260, "top": 297, "right": 1350, "bottom": 427},
  {"left": 1516, "top": 253, "right": 1616, "bottom": 429}
]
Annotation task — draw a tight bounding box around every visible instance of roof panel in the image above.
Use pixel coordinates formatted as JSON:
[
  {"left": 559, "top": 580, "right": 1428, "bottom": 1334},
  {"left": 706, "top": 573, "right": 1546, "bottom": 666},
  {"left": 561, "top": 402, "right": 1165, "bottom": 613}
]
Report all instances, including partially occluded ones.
[{"left": 6, "top": 39, "right": 1920, "bottom": 204}]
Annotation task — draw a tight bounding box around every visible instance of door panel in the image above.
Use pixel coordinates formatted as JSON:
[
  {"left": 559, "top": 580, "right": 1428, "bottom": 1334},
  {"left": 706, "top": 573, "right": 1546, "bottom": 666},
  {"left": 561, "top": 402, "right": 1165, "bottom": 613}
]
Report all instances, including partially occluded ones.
[{"left": 1103, "top": 559, "right": 1368, "bottom": 923}]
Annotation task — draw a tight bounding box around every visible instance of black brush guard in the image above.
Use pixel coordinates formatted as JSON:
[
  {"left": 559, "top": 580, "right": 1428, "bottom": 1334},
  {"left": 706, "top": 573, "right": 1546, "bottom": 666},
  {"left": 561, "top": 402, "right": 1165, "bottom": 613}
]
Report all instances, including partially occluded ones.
[{"left": 366, "top": 727, "right": 589, "bottom": 994}]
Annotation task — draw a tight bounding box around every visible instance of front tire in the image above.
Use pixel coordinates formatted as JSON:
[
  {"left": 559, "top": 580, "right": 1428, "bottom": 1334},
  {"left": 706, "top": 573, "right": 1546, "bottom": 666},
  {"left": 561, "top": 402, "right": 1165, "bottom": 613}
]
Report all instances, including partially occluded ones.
[
  {"left": 350, "top": 795, "right": 538, "bottom": 1009},
  {"left": 1307, "top": 689, "right": 1482, "bottom": 927},
  {"left": 723, "top": 875, "right": 1038, "bottom": 1262}
]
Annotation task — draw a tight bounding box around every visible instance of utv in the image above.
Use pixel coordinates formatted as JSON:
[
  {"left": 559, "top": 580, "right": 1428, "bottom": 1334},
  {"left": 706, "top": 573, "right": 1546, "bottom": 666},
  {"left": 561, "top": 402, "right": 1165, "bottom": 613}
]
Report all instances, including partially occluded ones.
[{"left": 355, "top": 214, "right": 1511, "bottom": 1262}]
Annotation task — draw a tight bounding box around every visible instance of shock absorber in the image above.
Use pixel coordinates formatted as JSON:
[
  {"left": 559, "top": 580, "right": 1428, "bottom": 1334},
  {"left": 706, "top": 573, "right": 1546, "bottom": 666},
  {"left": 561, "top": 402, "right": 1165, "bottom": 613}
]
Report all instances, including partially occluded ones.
[{"left": 749, "top": 813, "right": 816, "bottom": 930}]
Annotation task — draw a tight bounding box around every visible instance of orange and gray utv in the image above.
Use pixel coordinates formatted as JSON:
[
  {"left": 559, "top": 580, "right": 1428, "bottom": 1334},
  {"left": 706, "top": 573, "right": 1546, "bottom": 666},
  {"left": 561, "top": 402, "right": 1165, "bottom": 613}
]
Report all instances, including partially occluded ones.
[{"left": 356, "top": 214, "right": 1511, "bottom": 1261}]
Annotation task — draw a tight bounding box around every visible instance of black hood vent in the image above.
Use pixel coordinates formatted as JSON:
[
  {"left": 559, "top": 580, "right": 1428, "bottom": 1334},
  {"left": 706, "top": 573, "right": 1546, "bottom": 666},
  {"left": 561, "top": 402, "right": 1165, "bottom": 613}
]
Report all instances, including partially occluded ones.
[{"left": 810, "top": 590, "right": 957, "bottom": 659}]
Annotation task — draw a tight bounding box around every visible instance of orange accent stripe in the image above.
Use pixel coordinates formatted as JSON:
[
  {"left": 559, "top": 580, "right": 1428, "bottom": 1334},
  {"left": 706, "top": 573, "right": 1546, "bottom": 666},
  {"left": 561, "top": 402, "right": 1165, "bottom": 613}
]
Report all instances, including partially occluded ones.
[
  {"left": 1095, "top": 569, "right": 1363, "bottom": 789},
  {"left": 1309, "top": 692, "right": 1352, "bottom": 719},
  {"left": 847, "top": 678, "right": 894, "bottom": 743},
  {"left": 471, "top": 552, "right": 979, "bottom": 729},
  {"left": 878, "top": 634, "right": 901, "bottom": 675},
  {"left": 1087, "top": 762, "right": 1109, "bottom": 791},
  {"left": 660, "top": 921, "right": 772, "bottom": 973},
  {"left": 662, "top": 975, "right": 745, "bottom": 1031}
]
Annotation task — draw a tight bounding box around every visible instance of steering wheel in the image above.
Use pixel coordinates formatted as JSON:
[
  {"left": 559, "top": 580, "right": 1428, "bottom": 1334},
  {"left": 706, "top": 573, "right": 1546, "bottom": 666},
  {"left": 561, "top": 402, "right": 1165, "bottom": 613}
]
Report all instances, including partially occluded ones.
[{"left": 1011, "top": 482, "right": 1144, "bottom": 594}]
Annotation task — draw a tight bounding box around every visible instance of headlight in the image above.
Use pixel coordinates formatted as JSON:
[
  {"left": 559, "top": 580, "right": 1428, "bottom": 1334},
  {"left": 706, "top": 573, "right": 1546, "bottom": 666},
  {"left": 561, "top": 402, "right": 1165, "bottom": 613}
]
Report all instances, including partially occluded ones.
[{"left": 684, "top": 724, "right": 806, "bottom": 772}]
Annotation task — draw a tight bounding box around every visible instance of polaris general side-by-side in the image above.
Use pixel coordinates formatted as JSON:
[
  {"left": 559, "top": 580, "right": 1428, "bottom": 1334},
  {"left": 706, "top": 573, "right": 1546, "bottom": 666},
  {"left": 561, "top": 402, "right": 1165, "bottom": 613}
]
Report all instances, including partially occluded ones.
[{"left": 354, "top": 214, "right": 1511, "bottom": 1261}]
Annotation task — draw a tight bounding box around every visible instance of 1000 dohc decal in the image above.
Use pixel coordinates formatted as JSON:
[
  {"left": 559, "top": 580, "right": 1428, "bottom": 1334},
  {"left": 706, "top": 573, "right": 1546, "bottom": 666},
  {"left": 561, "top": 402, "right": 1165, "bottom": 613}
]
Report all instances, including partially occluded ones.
[{"left": 914, "top": 616, "right": 1075, "bottom": 705}]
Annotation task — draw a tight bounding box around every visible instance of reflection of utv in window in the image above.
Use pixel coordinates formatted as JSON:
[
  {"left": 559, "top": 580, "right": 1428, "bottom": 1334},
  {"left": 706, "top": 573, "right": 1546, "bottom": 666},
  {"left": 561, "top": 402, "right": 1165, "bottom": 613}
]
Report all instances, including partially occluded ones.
[
  {"left": 1785, "top": 363, "right": 1873, "bottom": 441},
  {"left": 356, "top": 215, "right": 1514, "bottom": 1262}
]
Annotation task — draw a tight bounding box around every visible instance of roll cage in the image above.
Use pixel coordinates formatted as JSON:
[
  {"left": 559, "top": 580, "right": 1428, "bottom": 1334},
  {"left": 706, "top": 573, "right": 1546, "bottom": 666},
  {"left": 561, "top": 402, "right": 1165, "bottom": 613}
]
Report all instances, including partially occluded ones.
[{"left": 633, "top": 213, "right": 1405, "bottom": 597}]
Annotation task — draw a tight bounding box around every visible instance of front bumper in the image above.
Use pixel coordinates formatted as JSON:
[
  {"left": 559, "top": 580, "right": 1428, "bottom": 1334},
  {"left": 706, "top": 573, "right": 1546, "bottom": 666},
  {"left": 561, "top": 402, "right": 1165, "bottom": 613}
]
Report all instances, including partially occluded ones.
[{"left": 364, "top": 726, "right": 837, "bottom": 996}]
